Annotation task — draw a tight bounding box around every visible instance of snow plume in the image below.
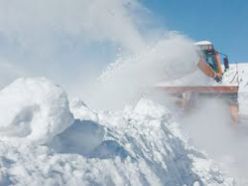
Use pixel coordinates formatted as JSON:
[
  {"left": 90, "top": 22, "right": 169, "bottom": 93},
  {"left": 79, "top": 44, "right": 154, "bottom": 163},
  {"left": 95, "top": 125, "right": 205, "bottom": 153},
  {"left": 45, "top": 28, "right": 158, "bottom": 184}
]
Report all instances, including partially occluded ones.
[
  {"left": 180, "top": 97, "right": 234, "bottom": 155},
  {"left": 180, "top": 97, "right": 248, "bottom": 185},
  {"left": 86, "top": 34, "right": 199, "bottom": 110},
  {"left": 179, "top": 64, "right": 248, "bottom": 185}
]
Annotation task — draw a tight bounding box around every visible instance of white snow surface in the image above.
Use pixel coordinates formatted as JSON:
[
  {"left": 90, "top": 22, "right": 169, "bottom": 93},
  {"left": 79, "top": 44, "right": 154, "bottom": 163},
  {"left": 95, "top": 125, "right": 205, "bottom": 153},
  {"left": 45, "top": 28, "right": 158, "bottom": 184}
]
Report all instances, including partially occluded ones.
[{"left": 0, "top": 77, "right": 234, "bottom": 186}]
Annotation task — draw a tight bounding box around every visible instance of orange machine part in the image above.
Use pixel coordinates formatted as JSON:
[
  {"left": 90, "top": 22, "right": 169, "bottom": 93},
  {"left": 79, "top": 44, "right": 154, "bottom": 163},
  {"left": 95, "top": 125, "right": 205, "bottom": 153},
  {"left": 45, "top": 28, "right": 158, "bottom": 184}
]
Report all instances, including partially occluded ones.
[
  {"left": 197, "top": 58, "right": 216, "bottom": 78},
  {"left": 215, "top": 53, "right": 223, "bottom": 74}
]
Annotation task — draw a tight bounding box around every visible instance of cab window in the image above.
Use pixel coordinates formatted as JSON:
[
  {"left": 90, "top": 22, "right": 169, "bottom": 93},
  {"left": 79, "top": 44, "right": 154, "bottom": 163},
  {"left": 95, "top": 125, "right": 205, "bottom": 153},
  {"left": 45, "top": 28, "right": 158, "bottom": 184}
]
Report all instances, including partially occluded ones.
[{"left": 203, "top": 50, "right": 218, "bottom": 72}]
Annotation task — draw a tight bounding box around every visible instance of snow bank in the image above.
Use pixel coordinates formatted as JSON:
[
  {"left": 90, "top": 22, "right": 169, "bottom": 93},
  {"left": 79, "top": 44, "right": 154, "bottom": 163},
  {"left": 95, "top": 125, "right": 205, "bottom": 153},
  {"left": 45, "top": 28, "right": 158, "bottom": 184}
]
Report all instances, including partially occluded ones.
[
  {"left": 0, "top": 78, "right": 233, "bottom": 185},
  {"left": 222, "top": 63, "right": 248, "bottom": 116},
  {"left": 236, "top": 63, "right": 248, "bottom": 116},
  {"left": 0, "top": 78, "right": 74, "bottom": 144}
]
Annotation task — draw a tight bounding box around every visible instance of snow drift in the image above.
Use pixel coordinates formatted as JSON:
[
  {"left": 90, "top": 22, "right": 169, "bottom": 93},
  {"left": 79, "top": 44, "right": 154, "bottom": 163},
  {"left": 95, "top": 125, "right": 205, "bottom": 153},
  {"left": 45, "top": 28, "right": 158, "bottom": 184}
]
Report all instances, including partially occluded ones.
[{"left": 0, "top": 78, "right": 233, "bottom": 185}]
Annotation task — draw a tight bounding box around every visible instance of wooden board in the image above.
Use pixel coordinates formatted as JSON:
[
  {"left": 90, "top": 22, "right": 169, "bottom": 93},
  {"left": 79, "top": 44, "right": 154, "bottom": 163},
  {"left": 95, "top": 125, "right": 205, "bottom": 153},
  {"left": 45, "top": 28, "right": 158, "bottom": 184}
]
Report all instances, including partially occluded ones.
[{"left": 157, "top": 85, "right": 239, "bottom": 94}]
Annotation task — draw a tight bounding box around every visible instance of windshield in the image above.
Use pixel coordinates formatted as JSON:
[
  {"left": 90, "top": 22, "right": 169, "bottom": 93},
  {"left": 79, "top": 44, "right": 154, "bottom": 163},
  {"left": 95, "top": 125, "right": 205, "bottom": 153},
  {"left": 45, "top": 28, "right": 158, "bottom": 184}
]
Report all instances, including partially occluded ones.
[{"left": 203, "top": 50, "right": 218, "bottom": 72}]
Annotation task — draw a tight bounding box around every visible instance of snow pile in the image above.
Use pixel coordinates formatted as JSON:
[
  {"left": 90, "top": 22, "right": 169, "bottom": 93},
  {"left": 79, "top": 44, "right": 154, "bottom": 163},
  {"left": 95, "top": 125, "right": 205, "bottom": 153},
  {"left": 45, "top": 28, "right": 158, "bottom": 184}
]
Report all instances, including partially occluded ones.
[
  {"left": 0, "top": 78, "right": 234, "bottom": 185},
  {"left": 0, "top": 78, "right": 73, "bottom": 144}
]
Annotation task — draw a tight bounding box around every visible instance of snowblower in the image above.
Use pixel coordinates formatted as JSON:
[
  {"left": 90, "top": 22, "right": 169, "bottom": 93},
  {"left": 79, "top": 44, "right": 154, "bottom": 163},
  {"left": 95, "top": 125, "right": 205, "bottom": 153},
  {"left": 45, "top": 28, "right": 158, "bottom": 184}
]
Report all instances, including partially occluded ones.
[{"left": 156, "top": 41, "right": 239, "bottom": 123}]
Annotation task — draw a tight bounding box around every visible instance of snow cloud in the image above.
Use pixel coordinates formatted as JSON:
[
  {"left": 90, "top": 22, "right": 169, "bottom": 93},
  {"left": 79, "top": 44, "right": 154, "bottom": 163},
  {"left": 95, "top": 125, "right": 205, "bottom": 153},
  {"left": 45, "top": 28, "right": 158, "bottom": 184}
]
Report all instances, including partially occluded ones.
[{"left": 180, "top": 90, "right": 248, "bottom": 185}]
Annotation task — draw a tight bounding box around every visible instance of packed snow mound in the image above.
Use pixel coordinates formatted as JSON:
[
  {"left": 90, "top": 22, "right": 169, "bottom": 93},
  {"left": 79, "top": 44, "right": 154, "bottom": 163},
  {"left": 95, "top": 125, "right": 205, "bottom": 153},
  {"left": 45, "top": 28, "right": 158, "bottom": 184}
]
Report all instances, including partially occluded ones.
[
  {"left": 0, "top": 78, "right": 74, "bottom": 144},
  {"left": 0, "top": 79, "right": 233, "bottom": 185}
]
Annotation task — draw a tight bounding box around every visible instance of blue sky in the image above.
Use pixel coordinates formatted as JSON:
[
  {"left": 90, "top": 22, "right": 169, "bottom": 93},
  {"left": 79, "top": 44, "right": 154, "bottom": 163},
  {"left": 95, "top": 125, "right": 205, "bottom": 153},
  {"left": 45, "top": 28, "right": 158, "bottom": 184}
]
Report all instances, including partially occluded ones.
[{"left": 142, "top": 0, "right": 248, "bottom": 63}]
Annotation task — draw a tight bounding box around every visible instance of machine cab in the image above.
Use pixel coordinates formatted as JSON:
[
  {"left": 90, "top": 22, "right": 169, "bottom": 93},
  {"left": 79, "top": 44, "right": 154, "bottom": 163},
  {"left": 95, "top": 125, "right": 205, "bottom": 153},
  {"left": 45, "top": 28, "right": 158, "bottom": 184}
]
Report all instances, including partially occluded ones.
[{"left": 195, "top": 41, "right": 225, "bottom": 75}]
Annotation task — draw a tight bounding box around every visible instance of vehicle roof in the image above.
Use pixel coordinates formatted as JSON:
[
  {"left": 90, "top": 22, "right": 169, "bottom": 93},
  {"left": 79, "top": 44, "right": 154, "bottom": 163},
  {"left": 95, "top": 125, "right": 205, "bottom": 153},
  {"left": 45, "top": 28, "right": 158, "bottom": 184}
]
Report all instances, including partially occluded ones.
[
  {"left": 195, "top": 40, "right": 214, "bottom": 50},
  {"left": 195, "top": 40, "right": 213, "bottom": 46}
]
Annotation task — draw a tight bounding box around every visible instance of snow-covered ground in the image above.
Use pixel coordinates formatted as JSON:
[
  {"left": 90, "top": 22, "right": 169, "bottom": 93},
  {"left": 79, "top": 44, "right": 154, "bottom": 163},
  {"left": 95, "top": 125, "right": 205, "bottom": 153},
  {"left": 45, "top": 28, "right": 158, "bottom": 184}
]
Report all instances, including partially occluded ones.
[{"left": 0, "top": 77, "right": 237, "bottom": 185}]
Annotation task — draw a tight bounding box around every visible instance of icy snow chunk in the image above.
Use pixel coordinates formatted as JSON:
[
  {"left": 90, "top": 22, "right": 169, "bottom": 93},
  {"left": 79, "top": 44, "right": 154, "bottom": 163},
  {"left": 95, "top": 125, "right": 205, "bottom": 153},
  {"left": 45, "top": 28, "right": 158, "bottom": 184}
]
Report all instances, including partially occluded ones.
[
  {"left": 0, "top": 78, "right": 74, "bottom": 144},
  {"left": 51, "top": 120, "right": 105, "bottom": 155},
  {"left": 51, "top": 119, "right": 129, "bottom": 159}
]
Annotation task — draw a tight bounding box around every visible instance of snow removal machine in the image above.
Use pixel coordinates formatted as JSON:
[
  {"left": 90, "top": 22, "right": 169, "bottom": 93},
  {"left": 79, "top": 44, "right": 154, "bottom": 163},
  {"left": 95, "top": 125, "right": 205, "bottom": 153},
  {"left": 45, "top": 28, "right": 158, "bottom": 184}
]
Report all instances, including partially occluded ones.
[{"left": 157, "top": 41, "right": 239, "bottom": 123}]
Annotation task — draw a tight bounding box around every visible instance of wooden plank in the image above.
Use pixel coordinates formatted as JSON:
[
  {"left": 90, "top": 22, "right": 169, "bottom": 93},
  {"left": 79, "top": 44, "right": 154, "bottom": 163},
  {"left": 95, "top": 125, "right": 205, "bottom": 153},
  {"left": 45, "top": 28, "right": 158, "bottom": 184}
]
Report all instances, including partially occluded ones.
[{"left": 157, "top": 85, "right": 239, "bottom": 94}]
